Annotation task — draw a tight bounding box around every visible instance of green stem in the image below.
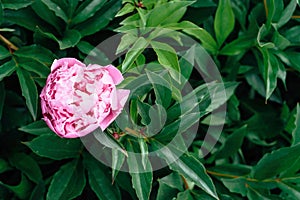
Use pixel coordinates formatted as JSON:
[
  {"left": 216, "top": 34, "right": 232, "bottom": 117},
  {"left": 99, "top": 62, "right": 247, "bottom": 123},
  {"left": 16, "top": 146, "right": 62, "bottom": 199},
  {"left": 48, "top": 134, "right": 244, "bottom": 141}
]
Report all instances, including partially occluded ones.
[{"left": 0, "top": 34, "right": 19, "bottom": 51}]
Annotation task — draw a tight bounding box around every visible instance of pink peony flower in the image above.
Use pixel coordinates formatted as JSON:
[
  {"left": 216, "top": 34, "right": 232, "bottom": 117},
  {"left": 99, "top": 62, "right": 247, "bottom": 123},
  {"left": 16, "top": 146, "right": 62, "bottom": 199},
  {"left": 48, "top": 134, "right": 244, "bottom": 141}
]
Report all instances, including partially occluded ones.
[{"left": 40, "top": 58, "right": 130, "bottom": 138}]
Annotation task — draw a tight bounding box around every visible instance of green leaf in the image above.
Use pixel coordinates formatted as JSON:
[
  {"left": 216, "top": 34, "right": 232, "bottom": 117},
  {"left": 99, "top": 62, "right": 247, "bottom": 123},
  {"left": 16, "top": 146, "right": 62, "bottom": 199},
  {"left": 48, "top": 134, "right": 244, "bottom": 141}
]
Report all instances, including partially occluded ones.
[
  {"left": 74, "top": 0, "right": 122, "bottom": 36},
  {"left": 77, "top": 41, "right": 110, "bottom": 65},
  {"left": 93, "top": 129, "right": 128, "bottom": 157},
  {"left": 156, "top": 182, "right": 179, "bottom": 200},
  {"left": 31, "top": 0, "right": 64, "bottom": 33},
  {"left": 24, "top": 134, "right": 82, "bottom": 160},
  {"left": 166, "top": 21, "right": 218, "bottom": 54},
  {"left": 126, "top": 139, "right": 153, "bottom": 200},
  {"left": 191, "top": 0, "right": 216, "bottom": 7},
  {"left": 16, "top": 68, "right": 38, "bottom": 120},
  {"left": 231, "top": 0, "right": 249, "bottom": 29},
  {"left": 227, "top": 95, "right": 241, "bottom": 122},
  {"left": 0, "top": 174, "right": 32, "bottom": 199},
  {"left": 19, "top": 120, "right": 54, "bottom": 135},
  {"left": 265, "top": 0, "right": 276, "bottom": 28},
  {"left": 245, "top": 72, "right": 282, "bottom": 103},
  {"left": 116, "top": 3, "right": 135, "bottom": 17},
  {"left": 251, "top": 144, "right": 300, "bottom": 179},
  {"left": 213, "top": 125, "right": 247, "bottom": 159},
  {"left": 29, "top": 182, "right": 45, "bottom": 200},
  {"left": 166, "top": 81, "right": 236, "bottom": 124},
  {"left": 4, "top": 7, "right": 54, "bottom": 32},
  {"left": 1, "top": 0, "right": 33, "bottom": 10},
  {"left": 277, "top": 181, "right": 300, "bottom": 199},
  {"left": 151, "top": 141, "right": 218, "bottom": 199},
  {"left": 276, "top": 0, "right": 297, "bottom": 28},
  {"left": 0, "top": 60, "right": 16, "bottom": 81},
  {"left": 177, "top": 190, "right": 194, "bottom": 200},
  {"left": 137, "top": 100, "right": 151, "bottom": 125},
  {"left": 114, "top": 172, "right": 138, "bottom": 200},
  {"left": 71, "top": 0, "right": 106, "bottom": 24},
  {"left": 214, "top": 0, "right": 235, "bottom": 46},
  {"left": 14, "top": 45, "right": 56, "bottom": 65},
  {"left": 292, "top": 104, "right": 300, "bottom": 146},
  {"left": 35, "top": 28, "right": 81, "bottom": 50},
  {"left": 0, "top": 3, "right": 3, "bottom": 25},
  {"left": 284, "top": 26, "right": 300, "bottom": 44},
  {"left": 112, "top": 148, "right": 126, "bottom": 181},
  {"left": 0, "top": 45, "right": 10, "bottom": 60},
  {"left": 146, "top": 1, "right": 193, "bottom": 27},
  {"left": 257, "top": 24, "right": 275, "bottom": 48},
  {"left": 17, "top": 57, "right": 50, "bottom": 77},
  {"left": 220, "top": 35, "right": 255, "bottom": 56},
  {"left": 221, "top": 177, "right": 248, "bottom": 197},
  {"left": 246, "top": 110, "right": 284, "bottom": 140},
  {"left": 192, "top": 45, "right": 220, "bottom": 81},
  {"left": 288, "top": 52, "right": 300, "bottom": 72},
  {"left": 122, "top": 37, "right": 148, "bottom": 72},
  {"left": 139, "top": 138, "right": 149, "bottom": 170},
  {"left": 0, "top": 83, "right": 5, "bottom": 121},
  {"left": 154, "top": 112, "right": 200, "bottom": 141},
  {"left": 47, "top": 159, "right": 86, "bottom": 200},
  {"left": 116, "top": 32, "right": 138, "bottom": 54},
  {"left": 41, "top": 0, "right": 68, "bottom": 22},
  {"left": 83, "top": 152, "right": 121, "bottom": 200},
  {"left": 206, "top": 82, "right": 239, "bottom": 112},
  {"left": 209, "top": 164, "right": 251, "bottom": 177},
  {"left": 9, "top": 153, "right": 42, "bottom": 184},
  {"left": 0, "top": 158, "right": 11, "bottom": 174},
  {"left": 272, "top": 31, "right": 290, "bottom": 50},
  {"left": 259, "top": 48, "right": 281, "bottom": 100},
  {"left": 150, "top": 41, "right": 181, "bottom": 83},
  {"left": 146, "top": 104, "right": 167, "bottom": 137},
  {"left": 146, "top": 70, "right": 172, "bottom": 108},
  {"left": 159, "top": 172, "right": 184, "bottom": 191}
]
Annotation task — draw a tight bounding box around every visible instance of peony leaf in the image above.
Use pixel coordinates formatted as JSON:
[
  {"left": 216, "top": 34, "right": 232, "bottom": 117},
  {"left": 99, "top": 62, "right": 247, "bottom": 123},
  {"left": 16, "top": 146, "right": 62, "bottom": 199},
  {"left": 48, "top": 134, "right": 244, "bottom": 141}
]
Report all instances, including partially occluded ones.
[
  {"left": 19, "top": 120, "right": 54, "bottom": 136},
  {"left": 126, "top": 139, "right": 153, "bottom": 200},
  {"left": 74, "top": 0, "right": 121, "bottom": 36},
  {"left": 24, "top": 134, "right": 82, "bottom": 160},
  {"left": 151, "top": 141, "right": 218, "bottom": 199},
  {"left": 1, "top": 0, "right": 33, "bottom": 10},
  {"left": 251, "top": 144, "right": 300, "bottom": 179},
  {"left": 0, "top": 60, "right": 16, "bottom": 82},
  {"left": 214, "top": 0, "right": 235, "bottom": 46},
  {"left": 71, "top": 0, "right": 106, "bottom": 24},
  {"left": 16, "top": 68, "right": 38, "bottom": 120},
  {"left": 83, "top": 152, "right": 121, "bottom": 200},
  {"left": 9, "top": 153, "right": 43, "bottom": 184},
  {"left": 41, "top": 0, "right": 68, "bottom": 22},
  {"left": 47, "top": 159, "right": 86, "bottom": 200},
  {"left": 0, "top": 82, "right": 5, "bottom": 121},
  {"left": 292, "top": 104, "right": 300, "bottom": 146}
]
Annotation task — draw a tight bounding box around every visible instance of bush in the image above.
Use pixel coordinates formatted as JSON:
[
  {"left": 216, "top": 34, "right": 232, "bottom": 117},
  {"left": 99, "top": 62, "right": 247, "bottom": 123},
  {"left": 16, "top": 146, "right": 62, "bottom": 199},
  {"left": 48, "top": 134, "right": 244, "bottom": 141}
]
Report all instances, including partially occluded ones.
[{"left": 0, "top": 0, "right": 300, "bottom": 199}]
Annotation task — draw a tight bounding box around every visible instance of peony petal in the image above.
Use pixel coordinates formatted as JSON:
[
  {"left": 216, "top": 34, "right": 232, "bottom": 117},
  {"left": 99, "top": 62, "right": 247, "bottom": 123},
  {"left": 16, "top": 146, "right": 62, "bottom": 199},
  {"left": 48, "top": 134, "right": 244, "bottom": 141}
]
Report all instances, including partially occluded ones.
[
  {"left": 105, "top": 65, "right": 124, "bottom": 85},
  {"left": 99, "top": 89, "right": 130, "bottom": 131},
  {"left": 51, "top": 58, "right": 85, "bottom": 71},
  {"left": 99, "top": 111, "right": 119, "bottom": 131}
]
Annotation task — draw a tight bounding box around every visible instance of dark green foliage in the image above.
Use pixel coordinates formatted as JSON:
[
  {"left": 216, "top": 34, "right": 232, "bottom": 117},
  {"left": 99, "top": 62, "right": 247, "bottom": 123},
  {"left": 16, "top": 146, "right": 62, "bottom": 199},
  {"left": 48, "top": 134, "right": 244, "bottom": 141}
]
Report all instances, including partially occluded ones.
[{"left": 0, "top": 0, "right": 300, "bottom": 199}]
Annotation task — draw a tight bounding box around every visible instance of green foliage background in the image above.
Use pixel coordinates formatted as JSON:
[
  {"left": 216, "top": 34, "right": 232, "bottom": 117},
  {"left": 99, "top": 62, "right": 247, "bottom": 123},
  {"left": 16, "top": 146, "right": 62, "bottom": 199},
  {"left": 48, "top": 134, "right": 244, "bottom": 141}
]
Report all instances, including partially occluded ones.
[{"left": 0, "top": 0, "right": 300, "bottom": 199}]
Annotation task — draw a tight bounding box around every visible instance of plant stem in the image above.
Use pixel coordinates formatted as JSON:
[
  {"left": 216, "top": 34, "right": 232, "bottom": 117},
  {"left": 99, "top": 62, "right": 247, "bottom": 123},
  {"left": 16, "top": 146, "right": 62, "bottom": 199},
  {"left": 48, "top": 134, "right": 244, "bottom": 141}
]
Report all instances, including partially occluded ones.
[
  {"left": 0, "top": 34, "right": 18, "bottom": 51},
  {"left": 263, "top": 0, "right": 300, "bottom": 20}
]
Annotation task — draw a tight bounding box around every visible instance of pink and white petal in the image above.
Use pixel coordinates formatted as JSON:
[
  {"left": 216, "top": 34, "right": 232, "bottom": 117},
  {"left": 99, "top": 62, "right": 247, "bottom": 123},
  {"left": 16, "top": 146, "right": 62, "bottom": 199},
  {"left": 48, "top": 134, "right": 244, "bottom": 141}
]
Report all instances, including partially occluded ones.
[
  {"left": 51, "top": 58, "right": 85, "bottom": 71},
  {"left": 105, "top": 65, "right": 124, "bottom": 85},
  {"left": 116, "top": 89, "right": 130, "bottom": 108},
  {"left": 99, "top": 90, "right": 129, "bottom": 130},
  {"left": 99, "top": 110, "right": 119, "bottom": 131}
]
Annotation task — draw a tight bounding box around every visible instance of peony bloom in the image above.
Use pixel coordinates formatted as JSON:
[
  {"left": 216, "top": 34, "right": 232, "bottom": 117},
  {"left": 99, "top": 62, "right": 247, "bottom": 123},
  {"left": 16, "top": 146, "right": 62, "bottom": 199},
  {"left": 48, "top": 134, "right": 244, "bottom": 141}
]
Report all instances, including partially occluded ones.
[{"left": 40, "top": 58, "right": 130, "bottom": 138}]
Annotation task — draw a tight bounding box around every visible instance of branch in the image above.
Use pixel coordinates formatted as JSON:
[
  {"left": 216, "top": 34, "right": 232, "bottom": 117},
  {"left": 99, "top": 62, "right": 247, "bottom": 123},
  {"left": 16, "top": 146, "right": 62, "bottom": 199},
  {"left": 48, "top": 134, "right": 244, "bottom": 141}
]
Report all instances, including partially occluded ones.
[{"left": 0, "top": 34, "right": 19, "bottom": 51}]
